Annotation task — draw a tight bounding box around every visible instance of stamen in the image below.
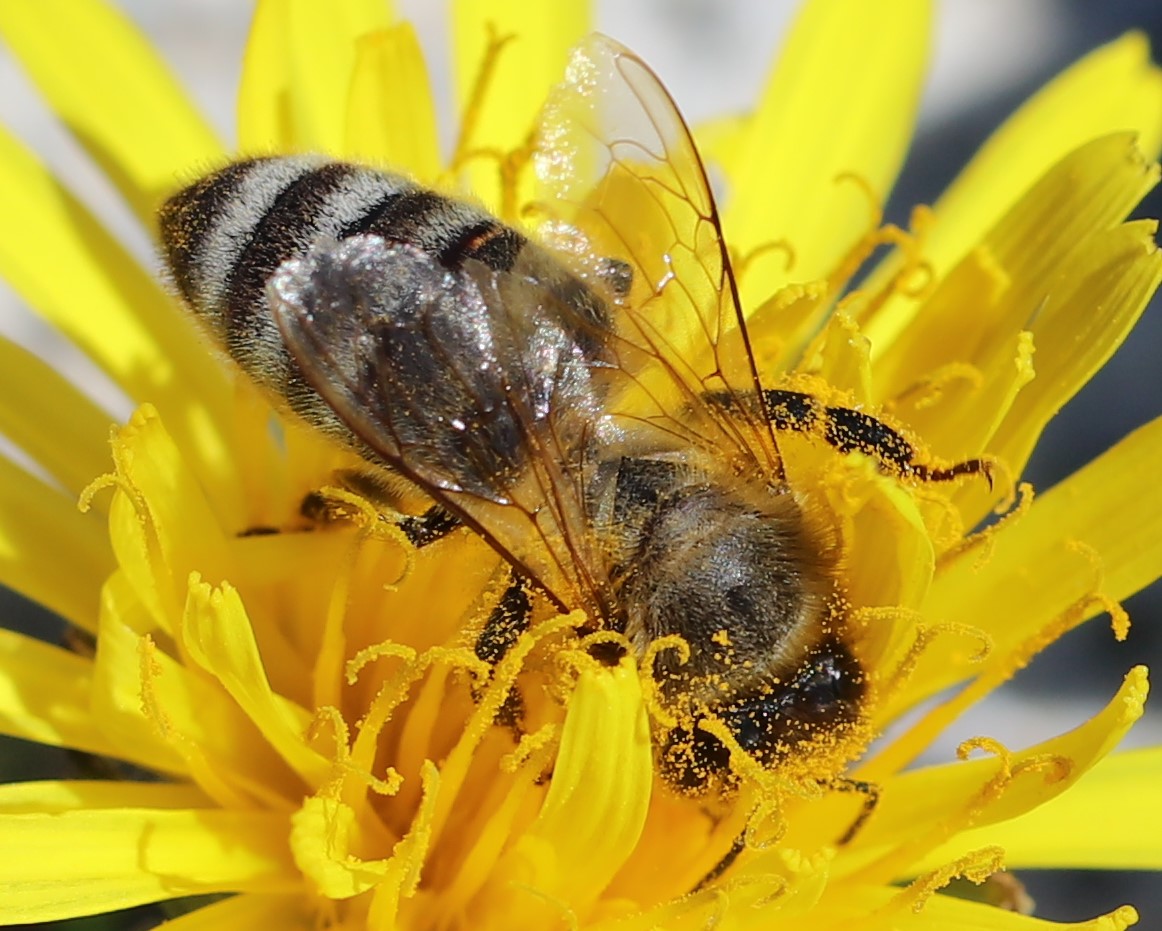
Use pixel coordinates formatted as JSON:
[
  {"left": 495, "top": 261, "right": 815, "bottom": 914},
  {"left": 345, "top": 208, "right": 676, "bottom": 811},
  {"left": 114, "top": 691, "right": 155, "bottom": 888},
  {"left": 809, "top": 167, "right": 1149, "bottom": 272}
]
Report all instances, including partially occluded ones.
[
  {"left": 307, "top": 705, "right": 351, "bottom": 763},
  {"left": 884, "top": 847, "right": 1006, "bottom": 915},
  {"left": 744, "top": 797, "right": 790, "bottom": 851},
  {"left": 501, "top": 721, "right": 559, "bottom": 775},
  {"left": 450, "top": 24, "right": 516, "bottom": 171},
  {"left": 137, "top": 635, "right": 254, "bottom": 808},
  {"left": 349, "top": 644, "right": 487, "bottom": 785},
  {"left": 501, "top": 886, "right": 579, "bottom": 931},
  {"left": 733, "top": 238, "right": 797, "bottom": 281},
  {"left": 346, "top": 642, "right": 421, "bottom": 685},
  {"left": 887, "top": 362, "right": 984, "bottom": 413},
  {"left": 76, "top": 471, "right": 117, "bottom": 513},
  {"left": 863, "top": 204, "right": 938, "bottom": 321},
  {"left": 696, "top": 714, "right": 778, "bottom": 791},
  {"left": 1067, "top": 539, "right": 1131, "bottom": 640},
  {"left": 936, "top": 481, "right": 1033, "bottom": 572},
  {"left": 379, "top": 762, "right": 441, "bottom": 913},
  {"left": 866, "top": 563, "right": 1127, "bottom": 780},
  {"left": 446, "top": 24, "right": 534, "bottom": 221},
  {"left": 428, "top": 613, "right": 582, "bottom": 844},
  {"left": 639, "top": 633, "right": 690, "bottom": 729},
  {"left": 824, "top": 173, "right": 920, "bottom": 299}
]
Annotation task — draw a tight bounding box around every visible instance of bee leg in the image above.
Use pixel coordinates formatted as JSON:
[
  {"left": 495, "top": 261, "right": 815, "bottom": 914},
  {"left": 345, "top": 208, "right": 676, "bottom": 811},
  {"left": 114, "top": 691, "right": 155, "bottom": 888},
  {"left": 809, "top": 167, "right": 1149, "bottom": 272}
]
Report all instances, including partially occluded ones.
[
  {"left": 760, "top": 389, "right": 993, "bottom": 487},
  {"left": 691, "top": 831, "right": 746, "bottom": 892},
  {"left": 829, "top": 776, "right": 880, "bottom": 845},
  {"left": 298, "top": 475, "right": 462, "bottom": 547},
  {"left": 395, "top": 505, "right": 461, "bottom": 548},
  {"left": 474, "top": 572, "right": 533, "bottom": 730},
  {"left": 324, "top": 467, "right": 463, "bottom": 547}
]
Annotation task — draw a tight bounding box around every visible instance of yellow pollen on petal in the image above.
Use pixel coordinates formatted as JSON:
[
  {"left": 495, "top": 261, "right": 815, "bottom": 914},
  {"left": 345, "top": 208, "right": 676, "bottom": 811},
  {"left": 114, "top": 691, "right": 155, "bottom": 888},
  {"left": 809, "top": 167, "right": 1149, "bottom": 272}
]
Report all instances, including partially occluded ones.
[
  {"left": 871, "top": 590, "right": 1129, "bottom": 779},
  {"left": 890, "top": 846, "right": 1007, "bottom": 916}
]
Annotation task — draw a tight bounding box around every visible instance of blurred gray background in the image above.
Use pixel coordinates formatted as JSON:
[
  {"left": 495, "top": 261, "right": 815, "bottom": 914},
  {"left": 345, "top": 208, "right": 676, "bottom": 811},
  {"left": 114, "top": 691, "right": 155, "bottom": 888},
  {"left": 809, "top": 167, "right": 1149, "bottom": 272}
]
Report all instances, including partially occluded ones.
[{"left": 0, "top": 1, "right": 1159, "bottom": 926}]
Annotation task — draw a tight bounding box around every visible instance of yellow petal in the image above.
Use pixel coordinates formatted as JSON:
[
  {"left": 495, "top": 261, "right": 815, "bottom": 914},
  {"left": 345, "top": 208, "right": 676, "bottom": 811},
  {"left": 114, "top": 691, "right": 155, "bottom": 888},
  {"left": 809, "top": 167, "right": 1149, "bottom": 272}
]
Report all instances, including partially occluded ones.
[
  {"left": 238, "top": 0, "right": 393, "bottom": 154},
  {"left": 133, "top": 893, "right": 308, "bottom": 930},
  {"left": 917, "top": 747, "right": 1162, "bottom": 871},
  {"left": 898, "top": 414, "right": 1162, "bottom": 721},
  {"left": 692, "top": 114, "right": 748, "bottom": 177},
  {"left": 0, "top": 808, "right": 298, "bottom": 922},
  {"left": 181, "top": 577, "right": 329, "bottom": 786},
  {"left": 841, "top": 468, "right": 935, "bottom": 615},
  {"left": 0, "top": 338, "right": 115, "bottom": 501},
  {"left": 849, "top": 667, "right": 1146, "bottom": 882},
  {"left": 101, "top": 405, "right": 240, "bottom": 634},
  {"left": 875, "top": 134, "right": 1157, "bottom": 426},
  {"left": 452, "top": 0, "right": 588, "bottom": 210},
  {"left": 93, "top": 573, "right": 305, "bottom": 807},
  {"left": 723, "top": 0, "right": 931, "bottom": 307},
  {"left": 344, "top": 23, "right": 441, "bottom": 179},
  {"left": 480, "top": 658, "right": 651, "bottom": 923},
  {"left": 0, "top": 779, "right": 210, "bottom": 813},
  {"left": 864, "top": 32, "right": 1162, "bottom": 352},
  {"left": 0, "top": 458, "right": 111, "bottom": 630},
  {"left": 0, "top": 130, "right": 235, "bottom": 490},
  {"left": 237, "top": 0, "right": 294, "bottom": 152},
  {"left": 986, "top": 221, "right": 1162, "bottom": 483},
  {"left": 0, "top": 0, "right": 221, "bottom": 219},
  {"left": 0, "top": 630, "right": 121, "bottom": 759}
]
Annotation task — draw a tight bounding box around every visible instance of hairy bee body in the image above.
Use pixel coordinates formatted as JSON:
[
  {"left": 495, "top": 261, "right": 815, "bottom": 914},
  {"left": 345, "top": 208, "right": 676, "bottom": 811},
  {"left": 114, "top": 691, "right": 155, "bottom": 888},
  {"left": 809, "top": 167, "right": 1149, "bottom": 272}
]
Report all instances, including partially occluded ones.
[
  {"left": 157, "top": 39, "right": 998, "bottom": 883},
  {"left": 159, "top": 154, "right": 867, "bottom": 791}
]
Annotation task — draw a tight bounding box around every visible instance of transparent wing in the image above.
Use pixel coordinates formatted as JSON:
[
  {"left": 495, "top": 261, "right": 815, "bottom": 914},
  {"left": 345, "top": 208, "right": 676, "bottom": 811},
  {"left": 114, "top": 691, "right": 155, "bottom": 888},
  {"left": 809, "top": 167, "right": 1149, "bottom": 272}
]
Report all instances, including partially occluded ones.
[
  {"left": 269, "top": 236, "right": 611, "bottom": 615},
  {"left": 534, "top": 33, "right": 777, "bottom": 472},
  {"left": 269, "top": 35, "right": 775, "bottom": 620}
]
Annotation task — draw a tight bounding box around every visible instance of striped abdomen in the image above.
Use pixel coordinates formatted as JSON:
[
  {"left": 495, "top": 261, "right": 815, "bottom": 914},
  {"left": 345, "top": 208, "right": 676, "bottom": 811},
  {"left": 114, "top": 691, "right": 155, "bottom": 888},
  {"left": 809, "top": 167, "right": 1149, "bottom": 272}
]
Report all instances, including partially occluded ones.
[{"left": 157, "top": 156, "right": 613, "bottom": 463}]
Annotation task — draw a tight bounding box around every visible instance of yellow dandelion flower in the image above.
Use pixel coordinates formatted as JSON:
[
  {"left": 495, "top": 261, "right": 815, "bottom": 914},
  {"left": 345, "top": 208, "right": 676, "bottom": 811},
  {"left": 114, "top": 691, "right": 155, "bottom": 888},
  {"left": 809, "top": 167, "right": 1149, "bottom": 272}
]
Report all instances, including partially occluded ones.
[{"left": 0, "top": 2, "right": 1160, "bottom": 930}]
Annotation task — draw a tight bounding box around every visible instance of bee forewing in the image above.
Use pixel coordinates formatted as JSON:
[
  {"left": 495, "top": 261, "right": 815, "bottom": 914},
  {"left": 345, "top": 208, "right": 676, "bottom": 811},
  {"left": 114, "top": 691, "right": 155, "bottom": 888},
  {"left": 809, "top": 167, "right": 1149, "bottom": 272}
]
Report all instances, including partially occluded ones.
[
  {"left": 535, "top": 33, "right": 777, "bottom": 472},
  {"left": 269, "top": 234, "right": 606, "bottom": 610}
]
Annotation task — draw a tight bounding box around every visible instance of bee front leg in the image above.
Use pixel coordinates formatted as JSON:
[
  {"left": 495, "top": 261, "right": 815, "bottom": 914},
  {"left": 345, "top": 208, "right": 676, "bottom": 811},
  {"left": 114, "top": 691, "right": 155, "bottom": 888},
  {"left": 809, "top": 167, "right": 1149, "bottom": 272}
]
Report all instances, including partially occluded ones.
[
  {"left": 829, "top": 776, "right": 880, "bottom": 845},
  {"left": 760, "top": 389, "right": 993, "bottom": 487}
]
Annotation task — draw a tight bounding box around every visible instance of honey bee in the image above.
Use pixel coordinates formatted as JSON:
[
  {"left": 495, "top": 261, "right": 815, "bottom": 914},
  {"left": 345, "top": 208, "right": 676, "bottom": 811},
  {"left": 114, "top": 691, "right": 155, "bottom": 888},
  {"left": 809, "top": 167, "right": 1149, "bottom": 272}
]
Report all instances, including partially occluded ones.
[{"left": 158, "top": 36, "right": 988, "bottom": 809}]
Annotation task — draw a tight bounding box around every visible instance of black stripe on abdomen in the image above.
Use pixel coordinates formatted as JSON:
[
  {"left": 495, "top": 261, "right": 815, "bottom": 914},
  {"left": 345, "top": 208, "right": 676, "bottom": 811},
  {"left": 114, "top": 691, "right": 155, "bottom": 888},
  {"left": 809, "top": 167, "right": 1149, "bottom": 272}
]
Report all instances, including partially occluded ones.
[
  {"left": 341, "top": 190, "right": 525, "bottom": 273},
  {"left": 224, "top": 162, "right": 362, "bottom": 347},
  {"left": 158, "top": 158, "right": 258, "bottom": 309},
  {"left": 437, "top": 222, "right": 524, "bottom": 272},
  {"left": 339, "top": 189, "right": 445, "bottom": 244}
]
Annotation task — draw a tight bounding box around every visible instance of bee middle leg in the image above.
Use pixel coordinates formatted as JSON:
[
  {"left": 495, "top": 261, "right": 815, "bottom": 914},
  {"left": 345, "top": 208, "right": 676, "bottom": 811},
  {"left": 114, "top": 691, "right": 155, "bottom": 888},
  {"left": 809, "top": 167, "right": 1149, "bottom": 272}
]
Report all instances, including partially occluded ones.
[
  {"left": 830, "top": 776, "right": 880, "bottom": 845},
  {"left": 474, "top": 571, "right": 533, "bottom": 730},
  {"left": 759, "top": 389, "right": 993, "bottom": 486},
  {"left": 298, "top": 467, "right": 463, "bottom": 547},
  {"left": 690, "top": 774, "right": 880, "bottom": 892},
  {"left": 692, "top": 831, "right": 747, "bottom": 892}
]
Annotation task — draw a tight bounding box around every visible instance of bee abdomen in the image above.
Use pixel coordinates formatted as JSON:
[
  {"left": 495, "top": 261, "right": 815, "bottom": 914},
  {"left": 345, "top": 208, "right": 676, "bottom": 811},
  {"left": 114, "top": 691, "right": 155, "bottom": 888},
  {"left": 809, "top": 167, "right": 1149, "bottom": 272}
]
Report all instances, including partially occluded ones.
[{"left": 158, "top": 157, "right": 529, "bottom": 436}]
